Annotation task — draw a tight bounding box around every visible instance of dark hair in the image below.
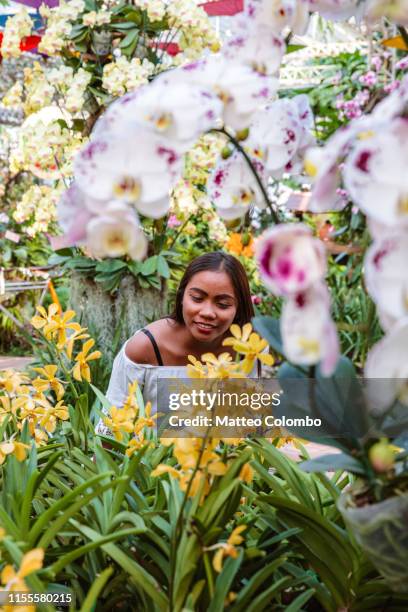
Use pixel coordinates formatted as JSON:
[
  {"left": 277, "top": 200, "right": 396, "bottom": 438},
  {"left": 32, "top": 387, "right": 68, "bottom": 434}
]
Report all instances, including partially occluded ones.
[{"left": 170, "top": 251, "right": 254, "bottom": 326}]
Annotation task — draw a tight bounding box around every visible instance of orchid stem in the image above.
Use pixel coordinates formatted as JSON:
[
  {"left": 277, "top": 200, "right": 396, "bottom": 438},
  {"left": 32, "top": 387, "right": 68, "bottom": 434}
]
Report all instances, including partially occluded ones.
[{"left": 212, "top": 127, "right": 280, "bottom": 225}]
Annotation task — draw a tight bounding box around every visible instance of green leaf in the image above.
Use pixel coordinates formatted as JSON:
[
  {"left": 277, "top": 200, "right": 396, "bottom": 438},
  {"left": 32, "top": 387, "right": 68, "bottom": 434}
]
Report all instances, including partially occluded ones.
[
  {"left": 252, "top": 316, "right": 284, "bottom": 356},
  {"left": 208, "top": 550, "right": 243, "bottom": 612},
  {"left": 284, "top": 588, "right": 315, "bottom": 611},
  {"left": 300, "top": 454, "right": 365, "bottom": 475},
  {"left": 140, "top": 256, "right": 158, "bottom": 276},
  {"left": 157, "top": 255, "right": 170, "bottom": 278},
  {"left": 95, "top": 259, "right": 127, "bottom": 274},
  {"left": 71, "top": 520, "right": 168, "bottom": 608},
  {"left": 119, "top": 29, "right": 139, "bottom": 50},
  {"left": 79, "top": 566, "right": 114, "bottom": 612},
  {"left": 233, "top": 556, "right": 287, "bottom": 611}
]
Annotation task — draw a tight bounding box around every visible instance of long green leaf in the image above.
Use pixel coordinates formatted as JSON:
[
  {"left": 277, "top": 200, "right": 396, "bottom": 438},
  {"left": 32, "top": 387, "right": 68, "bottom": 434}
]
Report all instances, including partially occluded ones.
[
  {"left": 28, "top": 471, "right": 114, "bottom": 546},
  {"left": 37, "top": 478, "right": 129, "bottom": 548},
  {"left": 71, "top": 520, "right": 169, "bottom": 608},
  {"left": 79, "top": 566, "right": 114, "bottom": 612},
  {"left": 49, "top": 528, "right": 145, "bottom": 575},
  {"left": 208, "top": 550, "right": 243, "bottom": 612}
]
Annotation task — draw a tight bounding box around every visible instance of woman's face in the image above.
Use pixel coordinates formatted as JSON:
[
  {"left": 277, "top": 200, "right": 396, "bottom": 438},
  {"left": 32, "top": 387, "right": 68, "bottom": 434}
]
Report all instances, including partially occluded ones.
[{"left": 182, "top": 270, "right": 238, "bottom": 343}]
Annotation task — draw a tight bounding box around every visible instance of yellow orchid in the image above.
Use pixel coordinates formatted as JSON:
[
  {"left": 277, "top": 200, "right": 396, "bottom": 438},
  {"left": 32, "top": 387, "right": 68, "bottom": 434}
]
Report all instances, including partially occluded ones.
[
  {"left": 72, "top": 339, "right": 102, "bottom": 383},
  {"left": 31, "top": 365, "right": 65, "bottom": 400},
  {"left": 125, "top": 432, "right": 152, "bottom": 457},
  {"left": 64, "top": 327, "right": 90, "bottom": 360},
  {"left": 37, "top": 400, "right": 69, "bottom": 433},
  {"left": 186, "top": 355, "right": 208, "bottom": 378},
  {"left": 0, "top": 440, "right": 30, "bottom": 465},
  {"left": 32, "top": 428, "right": 49, "bottom": 447},
  {"left": 0, "top": 395, "right": 18, "bottom": 424},
  {"left": 152, "top": 465, "right": 211, "bottom": 500},
  {"left": 134, "top": 402, "right": 157, "bottom": 433},
  {"left": 201, "top": 352, "right": 245, "bottom": 379},
  {"left": 44, "top": 310, "right": 83, "bottom": 349},
  {"left": 239, "top": 463, "right": 254, "bottom": 484},
  {"left": 208, "top": 525, "right": 247, "bottom": 573},
  {"left": 122, "top": 381, "right": 141, "bottom": 416},
  {"left": 223, "top": 324, "right": 274, "bottom": 374},
  {"left": 103, "top": 406, "right": 135, "bottom": 442},
  {"left": 1, "top": 548, "right": 44, "bottom": 612},
  {"left": 151, "top": 464, "right": 181, "bottom": 479},
  {"left": 0, "top": 370, "right": 30, "bottom": 395},
  {"left": 30, "top": 303, "right": 59, "bottom": 331}
]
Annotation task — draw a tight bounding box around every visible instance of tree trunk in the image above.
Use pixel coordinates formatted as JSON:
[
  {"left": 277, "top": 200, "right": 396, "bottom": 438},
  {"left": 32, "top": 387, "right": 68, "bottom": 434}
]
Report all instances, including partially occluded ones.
[{"left": 69, "top": 272, "right": 168, "bottom": 366}]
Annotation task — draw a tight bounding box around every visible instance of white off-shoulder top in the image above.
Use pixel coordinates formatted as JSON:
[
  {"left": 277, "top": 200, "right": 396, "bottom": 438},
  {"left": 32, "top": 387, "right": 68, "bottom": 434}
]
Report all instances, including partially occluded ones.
[{"left": 95, "top": 329, "right": 261, "bottom": 437}]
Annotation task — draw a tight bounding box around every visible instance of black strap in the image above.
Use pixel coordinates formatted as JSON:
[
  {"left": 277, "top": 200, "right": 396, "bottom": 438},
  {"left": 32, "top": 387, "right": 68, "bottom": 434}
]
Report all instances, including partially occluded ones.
[
  {"left": 257, "top": 358, "right": 262, "bottom": 378},
  {"left": 141, "top": 328, "right": 164, "bottom": 366}
]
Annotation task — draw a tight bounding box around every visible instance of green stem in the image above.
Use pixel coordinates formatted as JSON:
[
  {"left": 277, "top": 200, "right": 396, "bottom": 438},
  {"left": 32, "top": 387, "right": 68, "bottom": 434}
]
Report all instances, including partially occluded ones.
[
  {"left": 168, "top": 214, "right": 193, "bottom": 250},
  {"left": 168, "top": 425, "right": 212, "bottom": 611},
  {"left": 203, "top": 552, "right": 215, "bottom": 599},
  {"left": 212, "top": 127, "right": 280, "bottom": 225}
]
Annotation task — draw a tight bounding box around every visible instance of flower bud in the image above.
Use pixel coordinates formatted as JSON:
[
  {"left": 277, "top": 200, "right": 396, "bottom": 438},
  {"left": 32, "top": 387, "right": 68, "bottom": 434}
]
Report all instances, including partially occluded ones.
[
  {"left": 221, "top": 146, "right": 233, "bottom": 160},
  {"left": 369, "top": 439, "right": 396, "bottom": 473},
  {"left": 235, "top": 128, "right": 249, "bottom": 141}
]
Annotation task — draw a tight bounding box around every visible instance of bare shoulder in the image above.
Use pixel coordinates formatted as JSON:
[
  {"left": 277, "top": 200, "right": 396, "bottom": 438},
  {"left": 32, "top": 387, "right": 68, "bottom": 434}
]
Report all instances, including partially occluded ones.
[{"left": 124, "top": 330, "right": 156, "bottom": 365}]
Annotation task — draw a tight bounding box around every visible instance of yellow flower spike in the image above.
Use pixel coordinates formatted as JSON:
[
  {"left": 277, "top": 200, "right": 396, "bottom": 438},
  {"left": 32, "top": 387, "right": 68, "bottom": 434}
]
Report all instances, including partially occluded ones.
[
  {"left": 207, "top": 460, "right": 228, "bottom": 476},
  {"left": 31, "top": 365, "right": 65, "bottom": 400},
  {"left": 1, "top": 548, "right": 44, "bottom": 603},
  {"left": 64, "top": 328, "right": 90, "bottom": 360},
  {"left": 239, "top": 463, "right": 254, "bottom": 483},
  {"left": 30, "top": 303, "right": 59, "bottom": 330},
  {"left": 0, "top": 369, "right": 30, "bottom": 394},
  {"left": 18, "top": 548, "right": 44, "bottom": 578},
  {"left": 73, "top": 339, "right": 102, "bottom": 382},
  {"left": 209, "top": 525, "right": 247, "bottom": 573},
  {"left": 151, "top": 464, "right": 181, "bottom": 479},
  {"left": 103, "top": 406, "right": 134, "bottom": 442},
  {"left": 12, "top": 441, "right": 30, "bottom": 462}
]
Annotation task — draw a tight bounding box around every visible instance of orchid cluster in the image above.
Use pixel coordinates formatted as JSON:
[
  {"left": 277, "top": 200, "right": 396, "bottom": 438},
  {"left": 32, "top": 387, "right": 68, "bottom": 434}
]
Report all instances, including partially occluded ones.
[
  {"left": 256, "top": 224, "right": 339, "bottom": 376},
  {"left": 0, "top": 362, "right": 69, "bottom": 450},
  {"left": 304, "top": 74, "right": 408, "bottom": 409},
  {"left": 0, "top": 7, "right": 33, "bottom": 59},
  {"left": 0, "top": 0, "right": 219, "bottom": 241},
  {"left": 1, "top": 304, "right": 105, "bottom": 448},
  {"left": 13, "top": 184, "right": 63, "bottom": 238}
]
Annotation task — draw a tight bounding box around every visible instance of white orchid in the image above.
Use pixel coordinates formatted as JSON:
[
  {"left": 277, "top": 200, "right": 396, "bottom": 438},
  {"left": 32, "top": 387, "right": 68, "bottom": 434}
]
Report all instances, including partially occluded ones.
[
  {"left": 208, "top": 152, "right": 266, "bottom": 220},
  {"left": 249, "top": 95, "right": 315, "bottom": 178},
  {"left": 343, "top": 118, "right": 408, "bottom": 228},
  {"left": 305, "top": 120, "right": 370, "bottom": 212},
  {"left": 182, "top": 56, "right": 278, "bottom": 131},
  {"left": 108, "top": 77, "right": 222, "bottom": 151},
  {"left": 74, "top": 130, "right": 181, "bottom": 218},
  {"left": 365, "top": 318, "right": 408, "bottom": 415},
  {"left": 223, "top": 20, "right": 285, "bottom": 76},
  {"left": 281, "top": 283, "right": 339, "bottom": 376},
  {"left": 245, "top": 0, "right": 310, "bottom": 35},
  {"left": 53, "top": 183, "right": 99, "bottom": 249},
  {"left": 365, "top": 0, "right": 408, "bottom": 26},
  {"left": 364, "top": 232, "right": 408, "bottom": 331},
  {"left": 86, "top": 203, "right": 148, "bottom": 261},
  {"left": 256, "top": 223, "right": 327, "bottom": 296}
]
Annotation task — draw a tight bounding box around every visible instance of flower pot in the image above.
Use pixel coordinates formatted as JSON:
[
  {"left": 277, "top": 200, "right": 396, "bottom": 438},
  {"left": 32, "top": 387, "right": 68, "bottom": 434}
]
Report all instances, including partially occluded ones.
[
  {"left": 92, "top": 30, "right": 112, "bottom": 56},
  {"left": 69, "top": 272, "right": 168, "bottom": 366},
  {"left": 338, "top": 490, "right": 408, "bottom": 593}
]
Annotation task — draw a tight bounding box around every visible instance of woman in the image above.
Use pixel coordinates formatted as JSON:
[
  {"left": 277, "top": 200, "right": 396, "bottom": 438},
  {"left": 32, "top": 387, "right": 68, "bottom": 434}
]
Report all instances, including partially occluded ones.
[{"left": 96, "top": 251, "right": 259, "bottom": 436}]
